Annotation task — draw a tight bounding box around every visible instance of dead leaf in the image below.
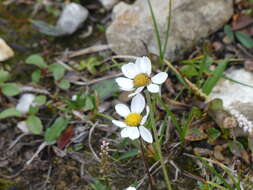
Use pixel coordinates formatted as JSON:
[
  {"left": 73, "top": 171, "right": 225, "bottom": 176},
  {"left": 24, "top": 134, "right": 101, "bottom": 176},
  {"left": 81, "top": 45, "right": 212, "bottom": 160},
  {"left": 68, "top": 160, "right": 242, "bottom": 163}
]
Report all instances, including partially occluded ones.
[
  {"left": 232, "top": 14, "right": 253, "bottom": 37},
  {"left": 57, "top": 126, "right": 75, "bottom": 149},
  {"left": 185, "top": 128, "right": 208, "bottom": 141}
]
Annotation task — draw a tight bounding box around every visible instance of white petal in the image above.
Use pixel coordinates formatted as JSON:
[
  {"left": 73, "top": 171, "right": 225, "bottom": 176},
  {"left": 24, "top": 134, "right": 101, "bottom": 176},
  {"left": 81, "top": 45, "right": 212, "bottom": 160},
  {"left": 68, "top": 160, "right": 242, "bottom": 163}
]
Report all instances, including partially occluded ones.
[
  {"left": 127, "top": 127, "right": 140, "bottom": 140},
  {"left": 112, "top": 120, "right": 127, "bottom": 128},
  {"left": 121, "top": 63, "right": 140, "bottom": 79},
  {"left": 120, "top": 87, "right": 134, "bottom": 92},
  {"left": 131, "top": 94, "right": 145, "bottom": 113},
  {"left": 147, "top": 83, "right": 160, "bottom": 93},
  {"left": 139, "top": 126, "right": 153, "bottom": 143},
  {"left": 121, "top": 127, "right": 129, "bottom": 138},
  {"left": 140, "top": 106, "right": 150, "bottom": 125},
  {"left": 126, "top": 187, "right": 136, "bottom": 190},
  {"left": 115, "top": 77, "right": 134, "bottom": 90},
  {"left": 151, "top": 72, "right": 168, "bottom": 84},
  {"left": 16, "top": 93, "right": 35, "bottom": 114},
  {"left": 128, "top": 86, "right": 144, "bottom": 97},
  {"left": 135, "top": 56, "right": 152, "bottom": 75},
  {"left": 115, "top": 104, "right": 130, "bottom": 117},
  {"left": 120, "top": 127, "right": 140, "bottom": 140}
]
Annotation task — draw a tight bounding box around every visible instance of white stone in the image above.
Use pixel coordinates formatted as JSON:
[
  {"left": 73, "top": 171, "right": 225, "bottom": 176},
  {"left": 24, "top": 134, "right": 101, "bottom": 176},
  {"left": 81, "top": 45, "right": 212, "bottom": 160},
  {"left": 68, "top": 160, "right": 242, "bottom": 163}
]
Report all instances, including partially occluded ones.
[
  {"left": 16, "top": 93, "right": 36, "bottom": 114},
  {"left": 0, "top": 38, "right": 14, "bottom": 62},
  {"left": 17, "top": 121, "right": 29, "bottom": 133},
  {"left": 210, "top": 68, "right": 253, "bottom": 134},
  {"left": 210, "top": 68, "right": 253, "bottom": 108},
  {"left": 57, "top": 3, "right": 89, "bottom": 35},
  {"left": 106, "top": 0, "right": 233, "bottom": 61},
  {"left": 99, "top": 0, "right": 119, "bottom": 10}
]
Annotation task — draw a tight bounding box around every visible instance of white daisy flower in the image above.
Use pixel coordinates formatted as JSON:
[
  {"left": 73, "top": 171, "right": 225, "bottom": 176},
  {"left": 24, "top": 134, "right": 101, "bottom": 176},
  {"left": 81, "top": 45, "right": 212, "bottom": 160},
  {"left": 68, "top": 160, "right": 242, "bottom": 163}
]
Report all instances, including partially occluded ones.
[
  {"left": 112, "top": 94, "right": 153, "bottom": 143},
  {"left": 126, "top": 187, "right": 136, "bottom": 190},
  {"left": 116, "top": 56, "right": 168, "bottom": 97}
]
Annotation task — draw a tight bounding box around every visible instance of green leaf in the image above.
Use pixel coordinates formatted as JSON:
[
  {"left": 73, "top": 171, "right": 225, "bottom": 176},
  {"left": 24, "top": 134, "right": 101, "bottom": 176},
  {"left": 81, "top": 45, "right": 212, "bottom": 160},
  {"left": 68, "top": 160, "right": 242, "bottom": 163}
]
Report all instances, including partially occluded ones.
[
  {"left": 0, "top": 108, "right": 22, "bottom": 119},
  {"left": 180, "top": 65, "right": 198, "bottom": 78},
  {"left": 28, "top": 106, "right": 39, "bottom": 115},
  {"left": 84, "top": 96, "right": 95, "bottom": 111},
  {"left": 45, "top": 117, "right": 68, "bottom": 144},
  {"left": 202, "top": 61, "right": 227, "bottom": 95},
  {"left": 25, "top": 54, "right": 47, "bottom": 68},
  {"left": 224, "top": 25, "right": 234, "bottom": 42},
  {"left": 1, "top": 83, "right": 20, "bottom": 96},
  {"left": 90, "top": 179, "right": 109, "bottom": 190},
  {"left": 207, "top": 128, "right": 221, "bottom": 141},
  {"left": 96, "top": 24, "right": 106, "bottom": 33},
  {"left": 48, "top": 63, "right": 65, "bottom": 80},
  {"left": 92, "top": 79, "right": 119, "bottom": 101},
  {"left": 208, "top": 98, "right": 223, "bottom": 111},
  {"left": 58, "top": 79, "right": 70, "bottom": 89},
  {"left": 26, "top": 115, "right": 43, "bottom": 134},
  {"left": 117, "top": 149, "right": 139, "bottom": 161},
  {"left": 228, "top": 140, "right": 245, "bottom": 158},
  {"left": 235, "top": 31, "right": 253, "bottom": 49},
  {"left": 0, "top": 70, "right": 10, "bottom": 84},
  {"left": 34, "top": 95, "right": 46, "bottom": 105},
  {"left": 31, "top": 69, "right": 41, "bottom": 83}
]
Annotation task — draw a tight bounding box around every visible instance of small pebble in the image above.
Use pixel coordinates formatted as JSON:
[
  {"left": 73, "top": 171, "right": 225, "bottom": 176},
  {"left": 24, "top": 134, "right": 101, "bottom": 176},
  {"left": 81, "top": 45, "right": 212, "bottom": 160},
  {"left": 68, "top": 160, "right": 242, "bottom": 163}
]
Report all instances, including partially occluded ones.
[
  {"left": 0, "top": 38, "right": 14, "bottom": 61},
  {"left": 222, "top": 36, "right": 232, "bottom": 44},
  {"left": 212, "top": 41, "right": 224, "bottom": 52},
  {"left": 244, "top": 60, "right": 253, "bottom": 71}
]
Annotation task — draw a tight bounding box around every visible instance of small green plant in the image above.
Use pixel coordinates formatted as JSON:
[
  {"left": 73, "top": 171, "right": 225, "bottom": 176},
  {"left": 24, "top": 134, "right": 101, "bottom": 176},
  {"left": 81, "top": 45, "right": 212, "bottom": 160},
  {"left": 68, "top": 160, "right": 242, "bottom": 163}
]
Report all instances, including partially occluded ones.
[
  {"left": 25, "top": 54, "right": 70, "bottom": 89},
  {"left": 0, "top": 69, "right": 20, "bottom": 96},
  {"left": 224, "top": 25, "right": 253, "bottom": 49}
]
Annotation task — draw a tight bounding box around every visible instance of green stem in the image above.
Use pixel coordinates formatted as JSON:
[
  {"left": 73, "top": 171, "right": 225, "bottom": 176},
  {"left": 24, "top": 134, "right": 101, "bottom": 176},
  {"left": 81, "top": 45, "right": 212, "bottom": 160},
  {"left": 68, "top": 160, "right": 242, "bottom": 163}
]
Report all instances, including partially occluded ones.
[
  {"left": 95, "top": 112, "right": 114, "bottom": 121},
  {"left": 146, "top": 91, "right": 172, "bottom": 190},
  {"left": 156, "top": 95, "right": 182, "bottom": 142},
  {"left": 139, "top": 138, "right": 155, "bottom": 190}
]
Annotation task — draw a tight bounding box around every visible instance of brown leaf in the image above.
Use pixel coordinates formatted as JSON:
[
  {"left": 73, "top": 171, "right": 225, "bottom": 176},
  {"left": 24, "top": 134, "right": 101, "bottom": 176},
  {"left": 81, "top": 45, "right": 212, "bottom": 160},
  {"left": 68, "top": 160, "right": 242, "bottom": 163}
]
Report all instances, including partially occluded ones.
[
  {"left": 232, "top": 14, "right": 253, "bottom": 36},
  {"left": 185, "top": 128, "right": 207, "bottom": 141},
  {"left": 57, "top": 126, "right": 75, "bottom": 149},
  {"left": 233, "top": 14, "right": 253, "bottom": 31}
]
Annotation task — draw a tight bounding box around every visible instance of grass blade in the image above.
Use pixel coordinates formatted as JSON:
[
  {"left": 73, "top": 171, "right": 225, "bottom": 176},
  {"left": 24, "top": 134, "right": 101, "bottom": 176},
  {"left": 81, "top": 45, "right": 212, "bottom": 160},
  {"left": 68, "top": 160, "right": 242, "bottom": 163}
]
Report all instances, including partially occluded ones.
[
  {"left": 147, "top": 0, "right": 163, "bottom": 59},
  {"left": 202, "top": 61, "right": 227, "bottom": 95},
  {"left": 162, "top": 0, "right": 173, "bottom": 59}
]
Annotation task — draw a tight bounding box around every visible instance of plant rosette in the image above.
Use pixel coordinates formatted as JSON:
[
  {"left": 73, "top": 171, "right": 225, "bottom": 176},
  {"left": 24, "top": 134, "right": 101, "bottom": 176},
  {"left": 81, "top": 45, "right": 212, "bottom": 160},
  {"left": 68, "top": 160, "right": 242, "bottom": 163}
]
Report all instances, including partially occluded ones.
[
  {"left": 112, "top": 94, "right": 153, "bottom": 143},
  {"left": 116, "top": 56, "right": 168, "bottom": 97}
]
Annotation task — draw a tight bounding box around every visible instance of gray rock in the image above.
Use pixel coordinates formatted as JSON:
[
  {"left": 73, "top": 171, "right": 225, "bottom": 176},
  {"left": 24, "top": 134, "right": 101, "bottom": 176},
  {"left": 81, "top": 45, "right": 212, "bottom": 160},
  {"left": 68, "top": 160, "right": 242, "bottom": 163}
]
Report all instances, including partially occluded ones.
[
  {"left": 57, "top": 3, "right": 89, "bottom": 35},
  {"left": 106, "top": 0, "right": 233, "bottom": 61},
  {"left": 0, "top": 38, "right": 14, "bottom": 61},
  {"left": 99, "top": 0, "right": 119, "bottom": 10}
]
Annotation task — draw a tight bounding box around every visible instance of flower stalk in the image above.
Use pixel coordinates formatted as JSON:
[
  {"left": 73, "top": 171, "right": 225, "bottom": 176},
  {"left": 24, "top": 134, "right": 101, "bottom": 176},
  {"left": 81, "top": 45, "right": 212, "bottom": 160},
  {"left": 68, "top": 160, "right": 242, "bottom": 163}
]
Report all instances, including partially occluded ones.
[
  {"left": 139, "top": 138, "right": 155, "bottom": 190},
  {"left": 146, "top": 91, "right": 172, "bottom": 190}
]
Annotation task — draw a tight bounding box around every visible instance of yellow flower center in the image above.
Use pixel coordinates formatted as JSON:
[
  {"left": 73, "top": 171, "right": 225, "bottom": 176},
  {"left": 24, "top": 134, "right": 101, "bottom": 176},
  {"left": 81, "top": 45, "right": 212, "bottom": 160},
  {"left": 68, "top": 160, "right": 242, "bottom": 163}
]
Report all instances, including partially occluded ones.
[
  {"left": 133, "top": 73, "right": 150, "bottom": 87},
  {"left": 125, "top": 113, "right": 142, "bottom": 127}
]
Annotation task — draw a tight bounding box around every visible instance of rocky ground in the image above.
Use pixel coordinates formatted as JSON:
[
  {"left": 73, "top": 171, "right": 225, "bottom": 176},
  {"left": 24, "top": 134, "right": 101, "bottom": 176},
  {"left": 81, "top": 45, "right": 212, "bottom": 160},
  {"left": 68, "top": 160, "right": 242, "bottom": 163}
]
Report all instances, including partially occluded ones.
[{"left": 0, "top": 0, "right": 253, "bottom": 190}]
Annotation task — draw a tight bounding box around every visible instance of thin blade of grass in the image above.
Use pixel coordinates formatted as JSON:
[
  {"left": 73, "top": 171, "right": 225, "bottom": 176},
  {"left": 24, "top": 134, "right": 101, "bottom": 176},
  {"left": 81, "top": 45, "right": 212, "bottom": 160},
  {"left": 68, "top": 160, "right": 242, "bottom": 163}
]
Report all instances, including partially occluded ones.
[
  {"left": 202, "top": 61, "right": 227, "bottom": 95},
  {"left": 162, "top": 0, "right": 173, "bottom": 59},
  {"left": 197, "top": 156, "right": 233, "bottom": 190},
  {"left": 223, "top": 74, "right": 253, "bottom": 89},
  {"left": 147, "top": 0, "right": 163, "bottom": 59}
]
